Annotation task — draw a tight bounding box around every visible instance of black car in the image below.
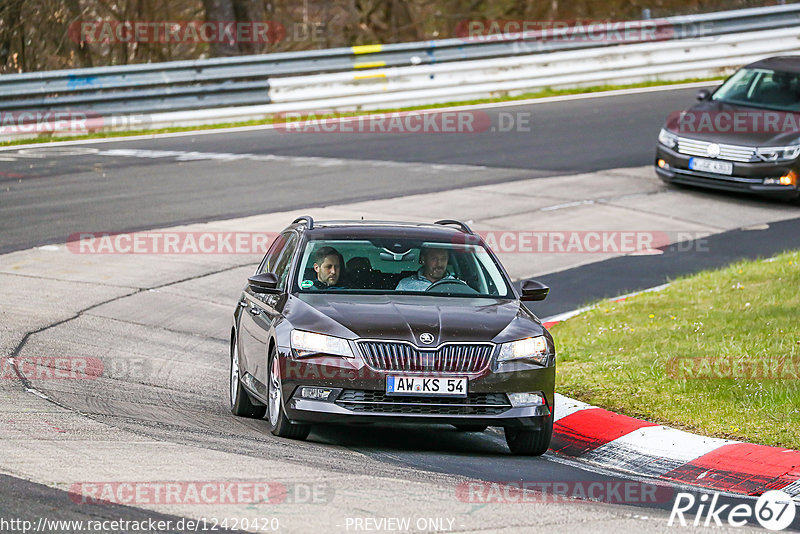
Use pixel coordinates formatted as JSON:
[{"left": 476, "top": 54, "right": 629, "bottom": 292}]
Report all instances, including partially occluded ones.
[
  {"left": 229, "top": 217, "right": 555, "bottom": 455},
  {"left": 655, "top": 56, "right": 800, "bottom": 201}
]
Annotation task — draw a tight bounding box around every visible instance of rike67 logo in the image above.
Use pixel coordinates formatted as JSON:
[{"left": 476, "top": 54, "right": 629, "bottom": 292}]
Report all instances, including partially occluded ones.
[{"left": 669, "top": 490, "right": 796, "bottom": 531}]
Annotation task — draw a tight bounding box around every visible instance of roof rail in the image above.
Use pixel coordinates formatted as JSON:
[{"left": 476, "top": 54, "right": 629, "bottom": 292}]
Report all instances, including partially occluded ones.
[
  {"left": 292, "top": 215, "right": 314, "bottom": 229},
  {"left": 434, "top": 219, "right": 474, "bottom": 234}
]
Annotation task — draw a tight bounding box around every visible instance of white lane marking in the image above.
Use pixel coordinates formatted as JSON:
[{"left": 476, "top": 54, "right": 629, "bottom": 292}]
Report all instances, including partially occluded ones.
[
  {"left": 554, "top": 393, "right": 595, "bottom": 422},
  {"left": 0, "top": 81, "right": 716, "bottom": 152},
  {"left": 582, "top": 426, "right": 737, "bottom": 478},
  {"left": 542, "top": 283, "right": 672, "bottom": 324},
  {"left": 613, "top": 283, "right": 672, "bottom": 301},
  {"left": 25, "top": 388, "right": 50, "bottom": 400},
  {"left": 80, "top": 148, "right": 491, "bottom": 172},
  {"left": 541, "top": 199, "right": 596, "bottom": 211},
  {"left": 18, "top": 147, "right": 100, "bottom": 157},
  {"left": 2, "top": 145, "right": 494, "bottom": 172},
  {"left": 543, "top": 305, "right": 594, "bottom": 325}
]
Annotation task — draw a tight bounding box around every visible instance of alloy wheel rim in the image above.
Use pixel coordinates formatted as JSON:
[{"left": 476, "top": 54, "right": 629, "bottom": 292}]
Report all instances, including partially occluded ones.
[
  {"left": 269, "top": 354, "right": 281, "bottom": 426},
  {"left": 230, "top": 343, "right": 240, "bottom": 407}
]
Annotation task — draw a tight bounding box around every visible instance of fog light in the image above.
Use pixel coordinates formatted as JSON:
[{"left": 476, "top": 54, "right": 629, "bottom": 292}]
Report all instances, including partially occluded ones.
[
  {"left": 298, "top": 387, "right": 334, "bottom": 401},
  {"left": 508, "top": 392, "right": 545, "bottom": 407},
  {"left": 779, "top": 171, "right": 797, "bottom": 186},
  {"left": 657, "top": 159, "right": 667, "bottom": 169}
]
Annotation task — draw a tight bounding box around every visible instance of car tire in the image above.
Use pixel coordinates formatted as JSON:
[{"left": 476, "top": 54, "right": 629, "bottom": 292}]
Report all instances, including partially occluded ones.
[
  {"left": 266, "top": 347, "right": 311, "bottom": 440},
  {"left": 230, "top": 338, "right": 267, "bottom": 419},
  {"left": 452, "top": 424, "right": 488, "bottom": 432},
  {"left": 504, "top": 414, "right": 553, "bottom": 456}
]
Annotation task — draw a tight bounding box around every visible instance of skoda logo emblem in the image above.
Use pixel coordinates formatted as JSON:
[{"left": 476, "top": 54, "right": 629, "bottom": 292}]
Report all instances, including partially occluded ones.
[
  {"left": 706, "top": 143, "right": 721, "bottom": 158},
  {"left": 418, "top": 333, "right": 434, "bottom": 345}
]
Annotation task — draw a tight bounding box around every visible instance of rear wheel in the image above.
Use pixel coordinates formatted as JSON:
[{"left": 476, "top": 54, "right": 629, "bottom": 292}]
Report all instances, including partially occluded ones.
[
  {"left": 504, "top": 415, "right": 553, "bottom": 456},
  {"left": 267, "top": 347, "right": 311, "bottom": 440},
  {"left": 230, "top": 338, "right": 266, "bottom": 418},
  {"left": 453, "top": 424, "right": 488, "bottom": 432}
]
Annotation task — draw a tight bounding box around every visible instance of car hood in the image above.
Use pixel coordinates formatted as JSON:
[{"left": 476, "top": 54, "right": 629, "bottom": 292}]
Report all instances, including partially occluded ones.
[
  {"left": 665, "top": 100, "right": 800, "bottom": 146},
  {"left": 286, "top": 293, "right": 545, "bottom": 346}
]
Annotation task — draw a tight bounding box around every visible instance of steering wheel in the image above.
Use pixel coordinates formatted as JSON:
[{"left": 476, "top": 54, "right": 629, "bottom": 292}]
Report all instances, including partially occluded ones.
[{"left": 425, "top": 278, "right": 479, "bottom": 295}]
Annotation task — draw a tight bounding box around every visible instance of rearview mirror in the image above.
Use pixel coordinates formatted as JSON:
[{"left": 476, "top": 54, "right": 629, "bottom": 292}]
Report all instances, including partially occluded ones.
[
  {"left": 520, "top": 280, "right": 549, "bottom": 301},
  {"left": 248, "top": 272, "right": 280, "bottom": 294}
]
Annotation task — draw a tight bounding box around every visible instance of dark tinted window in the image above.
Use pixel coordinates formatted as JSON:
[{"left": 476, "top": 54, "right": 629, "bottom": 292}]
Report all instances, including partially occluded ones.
[
  {"left": 295, "top": 237, "right": 512, "bottom": 298},
  {"left": 271, "top": 233, "right": 299, "bottom": 290}
]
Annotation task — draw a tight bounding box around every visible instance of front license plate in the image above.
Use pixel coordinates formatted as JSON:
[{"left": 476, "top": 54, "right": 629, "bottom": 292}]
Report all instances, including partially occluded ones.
[
  {"left": 689, "top": 157, "right": 733, "bottom": 175},
  {"left": 386, "top": 376, "right": 467, "bottom": 397}
]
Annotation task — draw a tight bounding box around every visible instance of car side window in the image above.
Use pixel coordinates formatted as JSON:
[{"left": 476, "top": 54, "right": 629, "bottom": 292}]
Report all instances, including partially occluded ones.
[
  {"left": 257, "top": 233, "right": 289, "bottom": 275},
  {"left": 271, "top": 233, "right": 299, "bottom": 290}
]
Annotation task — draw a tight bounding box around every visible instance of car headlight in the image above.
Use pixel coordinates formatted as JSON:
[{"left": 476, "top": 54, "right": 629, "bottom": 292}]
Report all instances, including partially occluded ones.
[
  {"left": 497, "top": 336, "right": 549, "bottom": 366},
  {"left": 756, "top": 145, "right": 800, "bottom": 162},
  {"left": 290, "top": 330, "right": 354, "bottom": 358},
  {"left": 658, "top": 128, "right": 678, "bottom": 149}
]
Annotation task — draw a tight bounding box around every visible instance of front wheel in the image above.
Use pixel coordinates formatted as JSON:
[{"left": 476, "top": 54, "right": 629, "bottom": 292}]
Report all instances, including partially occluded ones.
[
  {"left": 504, "top": 415, "right": 553, "bottom": 456},
  {"left": 266, "top": 347, "right": 311, "bottom": 440},
  {"left": 230, "top": 339, "right": 266, "bottom": 418}
]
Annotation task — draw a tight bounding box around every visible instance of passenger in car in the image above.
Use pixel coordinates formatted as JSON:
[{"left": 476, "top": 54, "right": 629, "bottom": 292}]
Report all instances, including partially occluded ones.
[{"left": 310, "top": 246, "right": 345, "bottom": 289}]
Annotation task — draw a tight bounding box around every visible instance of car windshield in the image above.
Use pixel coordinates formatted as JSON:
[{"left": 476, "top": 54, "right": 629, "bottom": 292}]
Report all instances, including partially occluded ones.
[
  {"left": 712, "top": 67, "right": 800, "bottom": 111},
  {"left": 294, "top": 237, "right": 513, "bottom": 298}
]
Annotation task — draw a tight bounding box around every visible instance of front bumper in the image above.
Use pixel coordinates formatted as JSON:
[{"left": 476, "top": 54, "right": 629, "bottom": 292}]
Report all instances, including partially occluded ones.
[
  {"left": 277, "top": 346, "right": 555, "bottom": 429},
  {"left": 655, "top": 145, "right": 799, "bottom": 200}
]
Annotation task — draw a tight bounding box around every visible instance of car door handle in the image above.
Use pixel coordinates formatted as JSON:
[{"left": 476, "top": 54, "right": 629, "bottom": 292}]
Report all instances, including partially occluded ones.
[
  {"left": 249, "top": 307, "right": 261, "bottom": 315},
  {"left": 239, "top": 300, "right": 248, "bottom": 308}
]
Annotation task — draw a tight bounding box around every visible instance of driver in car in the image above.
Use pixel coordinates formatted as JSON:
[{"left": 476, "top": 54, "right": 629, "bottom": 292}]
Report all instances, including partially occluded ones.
[{"left": 396, "top": 246, "right": 458, "bottom": 291}]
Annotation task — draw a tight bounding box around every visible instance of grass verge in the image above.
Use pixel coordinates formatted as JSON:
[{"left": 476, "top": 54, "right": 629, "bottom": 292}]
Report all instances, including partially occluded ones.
[
  {"left": 0, "top": 77, "right": 722, "bottom": 148},
  {"left": 551, "top": 250, "right": 800, "bottom": 449}
]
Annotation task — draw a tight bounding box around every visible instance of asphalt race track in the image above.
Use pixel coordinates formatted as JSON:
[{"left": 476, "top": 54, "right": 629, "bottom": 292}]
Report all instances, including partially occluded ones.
[
  {"left": 0, "top": 86, "right": 698, "bottom": 254},
  {"left": 2, "top": 85, "right": 800, "bottom": 533}
]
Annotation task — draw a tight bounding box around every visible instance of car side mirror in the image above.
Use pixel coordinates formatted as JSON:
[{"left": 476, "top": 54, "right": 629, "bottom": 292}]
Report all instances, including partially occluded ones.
[
  {"left": 696, "top": 89, "right": 711, "bottom": 101},
  {"left": 248, "top": 272, "right": 280, "bottom": 294},
  {"left": 520, "top": 280, "right": 549, "bottom": 301}
]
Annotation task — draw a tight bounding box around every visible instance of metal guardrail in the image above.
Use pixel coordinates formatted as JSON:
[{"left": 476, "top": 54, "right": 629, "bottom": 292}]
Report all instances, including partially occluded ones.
[{"left": 0, "top": 4, "right": 799, "bottom": 126}]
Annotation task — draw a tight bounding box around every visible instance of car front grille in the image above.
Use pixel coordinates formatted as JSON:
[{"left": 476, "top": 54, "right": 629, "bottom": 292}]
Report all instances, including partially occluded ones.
[
  {"left": 357, "top": 341, "right": 493, "bottom": 373},
  {"left": 676, "top": 136, "right": 756, "bottom": 163},
  {"left": 336, "top": 390, "right": 511, "bottom": 415}
]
